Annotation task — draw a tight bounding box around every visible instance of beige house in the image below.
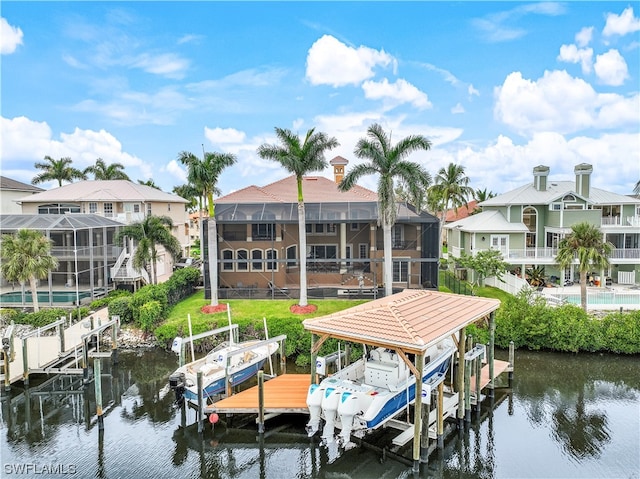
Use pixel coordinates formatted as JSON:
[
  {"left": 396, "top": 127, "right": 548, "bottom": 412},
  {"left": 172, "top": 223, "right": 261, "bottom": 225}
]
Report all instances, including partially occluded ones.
[
  {"left": 16, "top": 180, "right": 189, "bottom": 288},
  {"left": 0, "top": 176, "right": 43, "bottom": 214},
  {"left": 206, "top": 158, "right": 441, "bottom": 299}
]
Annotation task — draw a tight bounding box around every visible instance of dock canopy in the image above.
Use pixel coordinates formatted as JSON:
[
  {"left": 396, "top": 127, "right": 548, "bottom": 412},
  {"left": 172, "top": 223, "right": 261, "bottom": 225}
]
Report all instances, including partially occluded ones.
[{"left": 303, "top": 289, "right": 500, "bottom": 354}]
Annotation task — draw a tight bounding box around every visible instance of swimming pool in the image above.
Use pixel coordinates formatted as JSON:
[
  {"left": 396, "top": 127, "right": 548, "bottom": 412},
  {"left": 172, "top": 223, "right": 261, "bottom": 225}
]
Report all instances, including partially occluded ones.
[
  {"left": 0, "top": 291, "right": 91, "bottom": 304},
  {"left": 549, "top": 291, "right": 640, "bottom": 309}
]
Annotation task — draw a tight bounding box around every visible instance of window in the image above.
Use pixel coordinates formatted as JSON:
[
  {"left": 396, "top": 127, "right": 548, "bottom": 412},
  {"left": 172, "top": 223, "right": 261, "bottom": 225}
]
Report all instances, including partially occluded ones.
[
  {"left": 237, "top": 250, "right": 248, "bottom": 271},
  {"left": 251, "top": 223, "right": 275, "bottom": 240},
  {"left": 305, "top": 224, "right": 312, "bottom": 233},
  {"left": 392, "top": 225, "right": 404, "bottom": 248},
  {"left": 393, "top": 260, "right": 409, "bottom": 282},
  {"left": 37, "top": 203, "right": 81, "bottom": 214},
  {"left": 550, "top": 203, "right": 561, "bottom": 211},
  {"left": 315, "top": 223, "right": 324, "bottom": 234},
  {"left": 147, "top": 203, "right": 152, "bottom": 217},
  {"left": 286, "top": 245, "right": 297, "bottom": 268},
  {"left": 251, "top": 249, "right": 263, "bottom": 271},
  {"left": 351, "top": 223, "right": 360, "bottom": 231},
  {"left": 266, "top": 249, "right": 277, "bottom": 271},
  {"left": 167, "top": 203, "right": 171, "bottom": 212},
  {"left": 104, "top": 203, "right": 113, "bottom": 218},
  {"left": 490, "top": 235, "right": 508, "bottom": 255},
  {"left": 134, "top": 204, "right": 140, "bottom": 213},
  {"left": 222, "top": 250, "right": 234, "bottom": 271},
  {"left": 359, "top": 243, "right": 368, "bottom": 258},
  {"left": 89, "top": 203, "right": 97, "bottom": 214}
]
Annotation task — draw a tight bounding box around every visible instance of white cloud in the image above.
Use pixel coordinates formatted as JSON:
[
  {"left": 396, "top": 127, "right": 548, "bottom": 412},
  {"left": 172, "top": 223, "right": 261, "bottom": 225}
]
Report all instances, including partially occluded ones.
[
  {"left": 204, "top": 127, "right": 246, "bottom": 145},
  {"left": 165, "top": 160, "right": 188, "bottom": 183},
  {"left": 362, "top": 78, "right": 432, "bottom": 110},
  {"left": 594, "top": 49, "right": 629, "bottom": 86},
  {"left": 575, "top": 26, "right": 594, "bottom": 47},
  {"left": 451, "top": 103, "right": 465, "bottom": 114},
  {"left": 557, "top": 44, "right": 593, "bottom": 73},
  {"left": 177, "top": 34, "right": 202, "bottom": 45},
  {"left": 132, "top": 53, "right": 189, "bottom": 79},
  {"left": 494, "top": 70, "right": 637, "bottom": 136},
  {"left": 0, "top": 17, "right": 23, "bottom": 54},
  {"left": 468, "top": 85, "right": 480, "bottom": 98},
  {"left": 306, "top": 35, "right": 394, "bottom": 87},
  {"left": 1, "top": 115, "right": 148, "bottom": 184},
  {"left": 603, "top": 6, "right": 640, "bottom": 37},
  {"left": 292, "top": 118, "right": 305, "bottom": 131}
]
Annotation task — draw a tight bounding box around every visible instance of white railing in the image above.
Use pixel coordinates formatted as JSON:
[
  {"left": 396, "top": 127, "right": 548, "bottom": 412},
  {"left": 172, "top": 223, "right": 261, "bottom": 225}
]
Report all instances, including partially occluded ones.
[
  {"left": 115, "top": 212, "right": 146, "bottom": 224},
  {"left": 618, "top": 271, "right": 636, "bottom": 284},
  {"left": 504, "top": 248, "right": 558, "bottom": 260},
  {"left": 486, "top": 272, "right": 533, "bottom": 296},
  {"left": 110, "top": 249, "right": 128, "bottom": 279},
  {"left": 627, "top": 216, "right": 640, "bottom": 227}
]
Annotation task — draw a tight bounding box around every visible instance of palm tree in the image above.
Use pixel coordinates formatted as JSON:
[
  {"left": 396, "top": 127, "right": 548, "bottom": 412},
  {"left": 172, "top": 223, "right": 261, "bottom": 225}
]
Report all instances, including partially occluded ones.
[
  {"left": 138, "top": 179, "right": 162, "bottom": 190},
  {"left": 32, "top": 156, "right": 86, "bottom": 187},
  {"left": 555, "top": 222, "right": 612, "bottom": 311},
  {"left": 116, "top": 216, "right": 182, "bottom": 285},
  {"left": 258, "top": 127, "right": 339, "bottom": 308},
  {"left": 634, "top": 180, "right": 640, "bottom": 196},
  {"left": 338, "top": 123, "right": 431, "bottom": 297},
  {"left": 172, "top": 184, "right": 200, "bottom": 213},
  {"left": 178, "top": 150, "right": 236, "bottom": 306},
  {"left": 83, "top": 158, "right": 130, "bottom": 180},
  {"left": 429, "top": 163, "right": 473, "bottom": 259},
  {"left": 1, "top": 229, "right": 59, "bottom": 312},
  {"left": 474, "top": 188, "right": 496, "bottom": 203}
]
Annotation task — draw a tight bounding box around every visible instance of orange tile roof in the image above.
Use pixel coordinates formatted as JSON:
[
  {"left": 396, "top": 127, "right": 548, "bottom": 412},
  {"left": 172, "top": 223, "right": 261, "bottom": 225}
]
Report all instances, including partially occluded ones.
[
  {"left": 445, "top": 201, "right": 478, "bottom": 222},
  {"left": 217, "top": 175, "right": 377, "bottom": 204},
  {"left": 303, "top": 289, "right": 500, "bottom": 353}
]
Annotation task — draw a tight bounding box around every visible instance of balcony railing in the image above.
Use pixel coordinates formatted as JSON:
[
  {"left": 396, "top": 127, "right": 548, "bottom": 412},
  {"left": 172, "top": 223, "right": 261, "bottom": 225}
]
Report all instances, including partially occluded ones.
[
  {"left": 451, "top": 246, "right": 640, "bottom": 261},
  {"left": 601, "top": 215, "right": 640, "bottom": 227}
]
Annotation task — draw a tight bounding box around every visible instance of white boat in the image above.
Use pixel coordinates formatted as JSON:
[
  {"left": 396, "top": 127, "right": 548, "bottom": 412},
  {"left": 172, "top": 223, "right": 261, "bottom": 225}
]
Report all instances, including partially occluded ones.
[
  {"left": 168, "top": 318, "right": 280, "bottom": 404},
  {"left": 306, "top": 338, "right": 455, "bottom": 443}
]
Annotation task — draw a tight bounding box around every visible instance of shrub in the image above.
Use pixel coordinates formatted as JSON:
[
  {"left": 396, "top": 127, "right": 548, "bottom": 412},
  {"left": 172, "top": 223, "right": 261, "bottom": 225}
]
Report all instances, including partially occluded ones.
[
  {"left": 164, "top": 268, "right": 201, "bottom": 306},
  {"left": 130, "top": 285, "right": 168, "bottom": 324},
  {"left": 108, "top": 296, "right": 133, "bottom": 324},
  {"left": 138, "top": 300, "right": 164, "bottom": 333},
  {"left": 21, "top": 308, "right": 68, "bottom": 328}
]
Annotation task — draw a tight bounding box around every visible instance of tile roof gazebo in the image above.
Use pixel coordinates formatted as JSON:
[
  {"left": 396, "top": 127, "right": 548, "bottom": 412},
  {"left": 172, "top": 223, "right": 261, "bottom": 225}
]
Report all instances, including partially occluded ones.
[{"left": 303, "top": 289, "right": 501, "bottom": 471}]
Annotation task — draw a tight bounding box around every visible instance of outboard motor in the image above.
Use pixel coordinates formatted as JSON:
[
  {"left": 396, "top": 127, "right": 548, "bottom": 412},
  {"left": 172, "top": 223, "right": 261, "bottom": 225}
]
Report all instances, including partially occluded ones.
[
  {"left": 169, "top": 372, "right": 186, "bottom": 403},
  {"left": 306, "top": 384, "right": 325, "bottom": 436},
  {"left": 321, "top": 388, "right": 341, "bottom": 441},
  {"left": 337, "top": 392, "right": 358, "bottom": 444}
]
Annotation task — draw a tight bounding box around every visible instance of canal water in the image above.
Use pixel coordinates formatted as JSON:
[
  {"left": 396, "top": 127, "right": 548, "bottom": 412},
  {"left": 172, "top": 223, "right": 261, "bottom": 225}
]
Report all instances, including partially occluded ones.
[{"left": 1, "top": 348, "right": 638, "bottom": 478}]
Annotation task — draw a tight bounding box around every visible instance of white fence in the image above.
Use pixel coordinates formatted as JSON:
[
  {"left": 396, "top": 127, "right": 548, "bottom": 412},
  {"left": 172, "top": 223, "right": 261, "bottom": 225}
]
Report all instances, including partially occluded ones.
[
  {"left": 618, "top": 271, "right": 636, "bottom": 284},
  {"left": 485, "top": 273, "right": 533, "bottom": 296}
]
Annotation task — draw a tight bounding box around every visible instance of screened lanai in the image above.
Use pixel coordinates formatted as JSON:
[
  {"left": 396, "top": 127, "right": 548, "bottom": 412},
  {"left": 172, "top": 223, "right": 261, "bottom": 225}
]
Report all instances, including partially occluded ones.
[{"left": 0, "top": 214, "right": 123, "bottom": 307}]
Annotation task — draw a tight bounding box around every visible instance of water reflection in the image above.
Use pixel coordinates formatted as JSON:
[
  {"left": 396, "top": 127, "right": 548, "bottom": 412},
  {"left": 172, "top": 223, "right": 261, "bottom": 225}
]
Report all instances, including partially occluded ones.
[{"left": 0, "top": 349, "right": 638, "bottom": 478}]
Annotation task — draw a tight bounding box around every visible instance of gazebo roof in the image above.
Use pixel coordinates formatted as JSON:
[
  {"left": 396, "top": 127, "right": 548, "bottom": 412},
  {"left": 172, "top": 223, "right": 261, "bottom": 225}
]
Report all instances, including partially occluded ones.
[{"left": 303, "top": 289, "right": 500, "bottom": 354}]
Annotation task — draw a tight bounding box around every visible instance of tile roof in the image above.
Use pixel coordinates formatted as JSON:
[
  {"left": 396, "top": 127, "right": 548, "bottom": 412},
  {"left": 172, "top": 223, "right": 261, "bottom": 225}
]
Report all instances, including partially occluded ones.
[
  {"left": 16, "top": 180, "right": 188, "bottom": 204},
  {"left": 303, "top": 289, "right": 500, "bottom": 353},
  {"left": 217, "top": 175, "right": 377, "bottom": 204},
  {"left": 0, "top": 176, "right": 44, "bottom": 193},
  {"left": 445, "top": 201, "right": 478, "bottom": 222}
]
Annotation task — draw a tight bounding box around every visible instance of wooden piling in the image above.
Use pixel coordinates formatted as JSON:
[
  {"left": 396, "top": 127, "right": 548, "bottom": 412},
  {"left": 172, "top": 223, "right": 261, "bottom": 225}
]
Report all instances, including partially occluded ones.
[
  {"left": 22, "top": 337, "right": 29, "bottom": 385},
  {"left": 420, "top": 383, "right": 431, "bottom": 464},
  {"left": 508, "top": 341, "right": 515, "bottom": 388},
  {"left": 94, "top": 357, "right": 104, "bottom": 430},
  {"left": 57, "top": 317, "right": 65, "bottom": 354},
  {"left": 110, "top": 316, "right": 119, "bottom": 365},
  {"left": 411, "top": 353, "right": 424, "bottom": 473},
  {"left": 257, "top": 370, "right": 265, "bottom": 434},
  {"left": 457, "top": 328, "right": 466, "bottom": 428},
  {"left": 437, "top": 381, "right": 444, "bottom": 449},
  {"left": 488, "top": 311, "right": 496, "bottom": 399},
  {"left": 197, "top": 371, "right": 204, "bottom": 434}
]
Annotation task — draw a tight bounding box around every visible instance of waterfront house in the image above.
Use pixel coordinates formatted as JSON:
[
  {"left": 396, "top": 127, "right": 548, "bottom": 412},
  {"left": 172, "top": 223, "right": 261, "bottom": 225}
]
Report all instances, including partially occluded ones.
[
  {"left": 444, "top": 164, "right": 640, "bottom": 286},
  {"left": 0, "top": 176, "right": 43, "bottom": 214}
]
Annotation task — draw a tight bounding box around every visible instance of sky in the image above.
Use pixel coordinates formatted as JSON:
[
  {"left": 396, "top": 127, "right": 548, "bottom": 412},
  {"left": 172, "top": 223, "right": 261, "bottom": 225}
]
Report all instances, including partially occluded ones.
[{"left": 1, "top": 2, "right": 639, "bottom": 199}]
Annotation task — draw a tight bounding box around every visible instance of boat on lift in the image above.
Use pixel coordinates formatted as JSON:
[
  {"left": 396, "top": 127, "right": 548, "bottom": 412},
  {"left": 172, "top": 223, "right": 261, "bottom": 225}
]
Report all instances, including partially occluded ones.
[
  {"left": 306, "top": 338, "right": 455, "bottom": 444},
  {"left": 168, "top": 313, "right": 280, "bottom": 404}
]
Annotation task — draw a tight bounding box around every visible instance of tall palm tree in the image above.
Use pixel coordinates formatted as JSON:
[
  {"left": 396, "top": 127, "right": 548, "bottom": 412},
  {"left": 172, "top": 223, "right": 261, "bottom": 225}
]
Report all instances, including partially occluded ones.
[
  {"left": 178, "top": 150, "right": 236, "bottom": 306},
  {"left": 338, "top": 123, "right": 431, "bottom": 297},
  {"left": 83, "top": 158, "right": 130, "bottom": 180},
  {"left": 556, "top": 222, "right": 612, "bottom": 311},
  {"left": 258, "top": 127, "right": 339, "bottom": 308},
  {"left": 32, "top": 156, "right": 86, "bottom": 187},
  {"left": 634, "top": 180, "right": 640, "bottom": 196},
  {"left": 116, "top": 216, "right": 182, "bottom": 285},
  {"left": 1, "top": 229, "right": 58, "bottom": 312}
]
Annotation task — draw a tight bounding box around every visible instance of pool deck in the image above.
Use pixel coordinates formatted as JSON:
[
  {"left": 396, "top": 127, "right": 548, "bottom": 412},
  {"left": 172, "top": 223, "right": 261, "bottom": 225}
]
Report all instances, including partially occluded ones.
[{"left": 538, "top": 283, "right": 640, "bottom": 310}]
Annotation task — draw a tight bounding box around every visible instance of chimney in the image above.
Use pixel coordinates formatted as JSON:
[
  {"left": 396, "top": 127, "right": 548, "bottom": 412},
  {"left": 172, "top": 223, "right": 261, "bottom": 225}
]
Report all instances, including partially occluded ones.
[
  {"left": 533, "top": 165, "right": 550, "bottom": 191},
  {"left": 574, "top": 163, "right": 593, "bottom": 198},
  {"left": 330, "top": 156, "right": 349, "bottom": 184}
]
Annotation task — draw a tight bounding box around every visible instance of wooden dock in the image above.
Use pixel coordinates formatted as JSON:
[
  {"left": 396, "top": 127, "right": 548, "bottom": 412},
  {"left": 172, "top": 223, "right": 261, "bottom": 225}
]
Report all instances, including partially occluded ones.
[
  {"left": 206, "top": 374, "right": 310, "bottom": 415},
  {"left": 471, "top": 359, "right": 511, "bottom": 395}
]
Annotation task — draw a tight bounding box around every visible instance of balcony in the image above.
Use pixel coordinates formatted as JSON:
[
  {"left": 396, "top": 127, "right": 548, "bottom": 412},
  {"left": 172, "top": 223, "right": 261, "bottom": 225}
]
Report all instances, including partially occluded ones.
[
  {"left": 451, "top": 246, "right": 640, "bottom": 263},
  {"left": 601, "top": 216, "right": 640, "bottom": 227}
]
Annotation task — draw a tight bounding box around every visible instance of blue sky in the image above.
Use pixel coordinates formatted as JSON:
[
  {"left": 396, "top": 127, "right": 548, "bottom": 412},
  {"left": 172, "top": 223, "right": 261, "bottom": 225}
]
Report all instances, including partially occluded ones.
[{"left": 1, "top": 2, "right": 639, "bottom": 198}]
